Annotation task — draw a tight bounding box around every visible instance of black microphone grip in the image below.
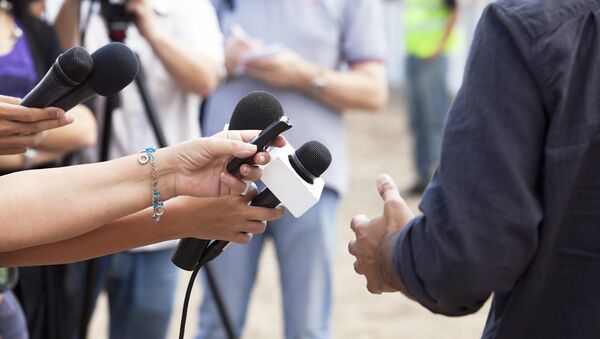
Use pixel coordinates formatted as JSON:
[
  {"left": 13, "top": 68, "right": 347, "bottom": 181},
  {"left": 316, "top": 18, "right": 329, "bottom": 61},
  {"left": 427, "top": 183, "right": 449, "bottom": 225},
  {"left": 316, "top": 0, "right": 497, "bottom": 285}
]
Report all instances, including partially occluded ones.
[
  {"left": 171, "top": 238, "right": 210, "bottom": 271},
  {"left": 20, "top": 69, "right": 73, "bottom": 108},
  {"left": 50, "top": 85, "right": 97, "bottom": 112},
  {"left": 196, "top": 189, "right": 280, "bottom": 267}
]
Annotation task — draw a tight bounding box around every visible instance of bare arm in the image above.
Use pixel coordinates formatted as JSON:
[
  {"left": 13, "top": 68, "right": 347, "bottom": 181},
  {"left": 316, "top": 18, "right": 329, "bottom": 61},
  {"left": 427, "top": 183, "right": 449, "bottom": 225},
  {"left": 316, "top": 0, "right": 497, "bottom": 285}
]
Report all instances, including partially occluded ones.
[
  {"left": 288, "top": 61, "right": 388, "bottom": 112},
  {"left": 430, "top": 8, "right": 459, "bottom": 59},
  {"left": 244, "top": 50, "right": 388, "bottom": 112},
  {"left": 36, "top": 104, "right": 97, "bottom": 152},
  {"left": 53, "top": 0, "right": 80, "bottom": 49},
  {"left": 0, "top": 195, "right": 283, "bottom": 267},
  {"left": 0, "top": 131, "right": 274, "bottom": 252},
  {"left": 0, "top": 104, "right": 97, "bottom": 170},
  {"left": 126, "top": 0, "right": 221, "bottom": 96}
]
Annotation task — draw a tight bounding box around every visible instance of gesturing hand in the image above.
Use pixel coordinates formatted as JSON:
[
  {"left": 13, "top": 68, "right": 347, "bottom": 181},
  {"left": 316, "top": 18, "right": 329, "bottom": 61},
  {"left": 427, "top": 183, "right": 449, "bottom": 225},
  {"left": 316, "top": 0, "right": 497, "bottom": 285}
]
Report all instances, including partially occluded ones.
[
  {"left": 0, "top": 95, "right": 73, "bottom": 155},
  {"left": 348, "top": 174, "right": 415, "bottom": 295}
]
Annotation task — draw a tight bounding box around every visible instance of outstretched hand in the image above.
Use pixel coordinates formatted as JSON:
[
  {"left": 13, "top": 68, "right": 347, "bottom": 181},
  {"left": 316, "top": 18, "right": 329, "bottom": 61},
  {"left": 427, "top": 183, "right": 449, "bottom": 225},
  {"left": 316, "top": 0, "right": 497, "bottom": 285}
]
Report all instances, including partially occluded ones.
[
  {"left": 348, "top": 174, "right": 415, "bottom": 295},
  {"left": 166, "top": 130, "right": 286, "bottom": 198}
]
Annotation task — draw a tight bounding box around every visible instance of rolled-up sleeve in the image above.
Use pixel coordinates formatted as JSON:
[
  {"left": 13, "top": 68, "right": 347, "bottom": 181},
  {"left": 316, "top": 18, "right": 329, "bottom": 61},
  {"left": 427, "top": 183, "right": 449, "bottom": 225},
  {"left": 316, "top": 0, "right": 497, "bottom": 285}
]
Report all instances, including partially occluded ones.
[{"left": 393, "top": 5, "right": 547, "bottom": 315}]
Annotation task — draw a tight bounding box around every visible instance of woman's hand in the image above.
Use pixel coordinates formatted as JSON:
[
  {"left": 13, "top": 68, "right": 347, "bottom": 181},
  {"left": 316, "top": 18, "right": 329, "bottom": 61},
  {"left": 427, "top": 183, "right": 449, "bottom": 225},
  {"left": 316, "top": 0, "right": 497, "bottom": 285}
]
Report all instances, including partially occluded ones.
[
  {"left": 0, "top": 95, "right": 73, "bottom": 155},
  {"left": 163, "top": 130, "right": 286, "bottom": 198},
  {"left": 175, "top": 192, "right": 284, "bottom": 244}
]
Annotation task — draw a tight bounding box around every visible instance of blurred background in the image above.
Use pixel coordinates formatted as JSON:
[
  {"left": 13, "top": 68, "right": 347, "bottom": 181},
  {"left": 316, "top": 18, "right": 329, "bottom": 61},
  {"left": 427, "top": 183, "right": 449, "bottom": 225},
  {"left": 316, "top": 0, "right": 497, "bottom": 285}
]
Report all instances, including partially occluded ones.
[
  {"left": 5, "top": 0, "right": 494, "bottom": 338},
  {"left": 74, "top": 1, "right": 492, "bottom": 338}
]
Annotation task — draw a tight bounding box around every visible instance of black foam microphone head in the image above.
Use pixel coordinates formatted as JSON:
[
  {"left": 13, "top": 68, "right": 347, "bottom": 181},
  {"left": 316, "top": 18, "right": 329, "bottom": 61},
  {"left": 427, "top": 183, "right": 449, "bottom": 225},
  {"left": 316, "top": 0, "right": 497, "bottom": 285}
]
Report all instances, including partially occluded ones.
[
  {"left": 86, "top": 42, "right": 139, "bottom": 96},
  {"left": 229, "top": 91, "right": 284, "bottom": 130},
  {"left": 56, "top": 46, "right": 94, "bottom": 84},
  {"left": 295, "top": 141, "right": 332, "bottom": 178}
]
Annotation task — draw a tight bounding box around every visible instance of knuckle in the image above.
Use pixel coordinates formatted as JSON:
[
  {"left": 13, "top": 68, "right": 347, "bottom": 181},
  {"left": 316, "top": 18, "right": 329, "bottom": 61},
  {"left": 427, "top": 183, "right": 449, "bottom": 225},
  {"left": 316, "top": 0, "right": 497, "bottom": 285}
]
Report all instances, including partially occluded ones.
[{"left": 21, "top": 111, "right": 35, "bottom": 122}]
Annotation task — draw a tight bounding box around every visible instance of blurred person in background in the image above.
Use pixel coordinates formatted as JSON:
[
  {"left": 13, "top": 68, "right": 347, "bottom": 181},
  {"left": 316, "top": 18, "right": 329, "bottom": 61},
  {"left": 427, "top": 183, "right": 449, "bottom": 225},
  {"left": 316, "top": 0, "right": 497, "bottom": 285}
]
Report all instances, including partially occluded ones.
[
  {"left": 0, "top": 0, "right": 97, "bottom": 338},
  {"left": 54, "top": 0, "right": 224, "bottom": 338},
  {"left": 349, "top": 0, "right": 600, "bottom": 338},
  {"left": 404, "top": 0, "right": 458, "bottom": 194},
  {"left": 198, "top": 1, "right": 387, "bottom": 338}
]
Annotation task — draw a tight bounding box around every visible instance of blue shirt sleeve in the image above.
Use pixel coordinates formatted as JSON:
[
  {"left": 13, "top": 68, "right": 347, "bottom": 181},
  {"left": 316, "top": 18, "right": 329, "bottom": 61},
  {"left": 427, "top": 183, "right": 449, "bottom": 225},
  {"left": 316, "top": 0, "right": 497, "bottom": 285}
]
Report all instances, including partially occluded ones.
[
  {"left": 340, "top": 0, "right": 387, "bottom": 64},
  {"left": 393, "top": 5, "right": 547, "bottom": 315}
]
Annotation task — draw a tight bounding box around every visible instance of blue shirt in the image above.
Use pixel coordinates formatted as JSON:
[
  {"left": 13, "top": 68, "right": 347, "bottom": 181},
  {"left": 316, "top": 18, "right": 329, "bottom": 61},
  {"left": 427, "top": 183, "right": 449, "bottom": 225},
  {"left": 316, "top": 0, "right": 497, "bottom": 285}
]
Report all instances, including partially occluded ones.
[
  {"left": 393, "top": 1, "right": 600, "bottom": 338},
  {"left": 203, "top": 0, "right": 386, "bottom": 194}
]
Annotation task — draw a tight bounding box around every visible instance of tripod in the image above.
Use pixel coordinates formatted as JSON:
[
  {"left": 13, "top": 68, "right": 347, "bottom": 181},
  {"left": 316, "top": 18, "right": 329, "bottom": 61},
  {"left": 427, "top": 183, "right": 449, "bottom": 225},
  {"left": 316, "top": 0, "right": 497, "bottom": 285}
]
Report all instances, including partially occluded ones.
[{"left": 78, "top": 55, "right": 237, "bottom": 339}]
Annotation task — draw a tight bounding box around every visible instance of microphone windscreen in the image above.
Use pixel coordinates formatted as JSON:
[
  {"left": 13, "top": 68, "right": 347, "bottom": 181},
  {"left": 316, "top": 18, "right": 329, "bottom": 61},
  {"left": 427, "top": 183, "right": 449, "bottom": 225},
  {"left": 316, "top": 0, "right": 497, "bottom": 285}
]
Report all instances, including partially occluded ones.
[
  {"left": 87, "top": 42, "right": 139, "bottom": 96},
  {"left": 229, "top": 91, "right": 284, "bottom": 130},
  {"left": 295, "top": 141, "right": 332, "bottom": 178},
  {"left": 57, "top": 46, "right": 94, "bottom": 84}
]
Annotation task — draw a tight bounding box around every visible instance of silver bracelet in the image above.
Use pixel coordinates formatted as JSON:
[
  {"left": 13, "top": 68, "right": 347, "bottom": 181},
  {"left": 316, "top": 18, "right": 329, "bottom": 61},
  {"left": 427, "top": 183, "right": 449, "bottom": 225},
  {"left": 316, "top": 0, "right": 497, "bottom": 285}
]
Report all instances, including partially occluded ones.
[{"left": 138, "top": 147, "right": 164, "bottom": 222}]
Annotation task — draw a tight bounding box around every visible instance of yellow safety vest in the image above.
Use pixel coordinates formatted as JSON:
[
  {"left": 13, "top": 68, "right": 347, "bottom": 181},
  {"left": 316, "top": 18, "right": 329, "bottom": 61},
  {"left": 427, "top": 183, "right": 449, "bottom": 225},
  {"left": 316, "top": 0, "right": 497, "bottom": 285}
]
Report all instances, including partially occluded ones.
[{"left": 404, "top": 0, "right": 456, "bottom": 58}]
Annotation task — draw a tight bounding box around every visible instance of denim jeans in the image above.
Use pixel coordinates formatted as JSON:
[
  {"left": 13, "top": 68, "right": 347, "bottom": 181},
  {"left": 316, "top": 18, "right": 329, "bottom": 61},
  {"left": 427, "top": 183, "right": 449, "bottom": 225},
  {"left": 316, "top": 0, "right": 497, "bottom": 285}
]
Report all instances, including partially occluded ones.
[
  {"left": 0, "top": 291, "right": 28, "bottom": 339},
  {"left": 405, "top": 55, "right": 450, "bottom": 184},
  {"left": 65, "top": 249, "right": 178, "bottom": 339},
  {"left": 197, "top": 189, "right": 339, "bottom": 339}
]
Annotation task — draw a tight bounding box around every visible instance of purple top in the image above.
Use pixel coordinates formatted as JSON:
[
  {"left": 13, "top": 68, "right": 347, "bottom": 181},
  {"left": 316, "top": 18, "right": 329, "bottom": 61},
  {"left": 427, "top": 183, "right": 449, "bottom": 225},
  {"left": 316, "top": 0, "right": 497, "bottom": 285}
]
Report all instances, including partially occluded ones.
[{"left": 0, "top": 20, "right": 38, "bottom": 98}]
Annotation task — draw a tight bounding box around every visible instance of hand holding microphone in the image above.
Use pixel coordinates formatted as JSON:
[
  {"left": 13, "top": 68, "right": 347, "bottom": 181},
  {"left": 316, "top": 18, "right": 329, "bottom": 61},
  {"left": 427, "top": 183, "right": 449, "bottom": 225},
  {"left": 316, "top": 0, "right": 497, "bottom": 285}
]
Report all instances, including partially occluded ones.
[
  {"left": 172, "top": 91, "right": 291, "bottom": 270},
  {"left": 0, "top": 95, "right": 73, "bottom": 155},
  {"left": 0, "top": 43, "right": 139, "bottom": 155}
]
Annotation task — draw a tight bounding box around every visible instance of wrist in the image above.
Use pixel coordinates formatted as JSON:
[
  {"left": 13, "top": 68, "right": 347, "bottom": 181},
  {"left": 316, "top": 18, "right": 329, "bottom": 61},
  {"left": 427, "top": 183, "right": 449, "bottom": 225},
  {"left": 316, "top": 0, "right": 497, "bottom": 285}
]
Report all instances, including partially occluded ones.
[
  {"left": 153, "top": 147, "right": 176, "bottom": 200},
  {"left": 293, "top": 60, "right": 321, "bottom": 91},
  {"left": 145, "top": 29, "right": 167, "bottom": 49},
  {"left": 379, "top": 230, "right": 408, "bottom": 293}
]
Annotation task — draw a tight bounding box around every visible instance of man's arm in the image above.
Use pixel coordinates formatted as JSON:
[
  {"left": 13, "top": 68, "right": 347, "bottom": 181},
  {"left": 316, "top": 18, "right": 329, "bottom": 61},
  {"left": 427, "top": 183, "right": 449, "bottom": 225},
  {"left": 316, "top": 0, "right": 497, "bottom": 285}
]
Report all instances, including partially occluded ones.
[
  {"left": 350, "top": 5, "right": 547, "bottom": 315},
  {"left": 392, "top": 6, "right": 546, "bottom": 315},
  {"left": 241, "top": 0, "right": 387, "bottom": 112},
  {"left": 244, "top": 57, "right": 387, "bottom": 112}
]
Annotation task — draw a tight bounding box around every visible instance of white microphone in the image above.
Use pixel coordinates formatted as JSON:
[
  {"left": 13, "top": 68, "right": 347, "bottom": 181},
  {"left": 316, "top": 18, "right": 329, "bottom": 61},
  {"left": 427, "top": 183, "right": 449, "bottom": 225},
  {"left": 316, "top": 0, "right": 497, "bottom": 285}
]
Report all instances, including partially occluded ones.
[{"left": 256, "top": 141, "right": 330, "bottom": 217}]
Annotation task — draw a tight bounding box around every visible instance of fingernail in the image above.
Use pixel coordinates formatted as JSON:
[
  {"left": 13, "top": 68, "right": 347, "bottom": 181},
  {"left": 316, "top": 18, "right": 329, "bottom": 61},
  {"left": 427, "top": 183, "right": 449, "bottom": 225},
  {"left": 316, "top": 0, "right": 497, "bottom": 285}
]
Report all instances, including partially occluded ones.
[
  {"left": 65, "top": 112, "right": 74, "bottom": 123},
  {"left": 241, "top": 165, "right": 250, "bottom": 175},
  {"left": 54, "top": 109, "right": 65, "bottom": 118},
  {"left": 245, "top": 144, "right": 257, "bottom": 152},
  {"left": 258, "top": 154, "right": 265, "bottom": 163}
]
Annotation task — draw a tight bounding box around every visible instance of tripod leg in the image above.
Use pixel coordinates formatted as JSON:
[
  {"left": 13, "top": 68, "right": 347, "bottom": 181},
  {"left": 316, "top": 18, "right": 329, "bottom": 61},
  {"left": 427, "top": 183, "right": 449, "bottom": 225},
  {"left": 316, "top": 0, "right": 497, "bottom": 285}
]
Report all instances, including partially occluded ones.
[{"left": 204, "top": 264, "right": 238, "bottom": 339}]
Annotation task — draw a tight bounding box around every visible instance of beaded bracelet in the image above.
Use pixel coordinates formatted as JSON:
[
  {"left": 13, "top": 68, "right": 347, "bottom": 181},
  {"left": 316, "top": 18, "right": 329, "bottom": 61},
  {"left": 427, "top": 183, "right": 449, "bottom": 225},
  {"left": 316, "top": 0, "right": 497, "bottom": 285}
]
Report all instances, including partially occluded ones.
[{"left": 138, "top": 147, "right": 164, "bottom": 222}]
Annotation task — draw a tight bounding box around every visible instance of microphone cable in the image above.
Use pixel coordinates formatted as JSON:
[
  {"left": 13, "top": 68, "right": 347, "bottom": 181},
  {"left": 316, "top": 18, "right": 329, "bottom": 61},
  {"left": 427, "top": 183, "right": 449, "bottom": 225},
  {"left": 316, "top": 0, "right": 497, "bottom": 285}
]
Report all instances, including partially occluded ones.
[
  {"left": 178, "top": 264, "right": 201, "bottom": 339},
  {"left": 178, "top": 263, "right": 238, "bottom": 339}
]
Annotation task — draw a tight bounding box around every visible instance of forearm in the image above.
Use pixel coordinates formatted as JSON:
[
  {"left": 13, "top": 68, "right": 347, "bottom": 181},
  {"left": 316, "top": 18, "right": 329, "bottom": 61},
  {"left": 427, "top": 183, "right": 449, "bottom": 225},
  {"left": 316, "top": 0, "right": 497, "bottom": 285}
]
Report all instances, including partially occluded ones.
[
  {"left": 0, "top": 150, "right": 174, "bottom": 252},
  {"left": 0, "top": 150, "right": 63, "bottom": 170},
  {"left": 54, "top": 0, "right": 81, "bottom": 49},
  {"left": 436, "top": 10, "right": 458, "bottom": 55},
  {"left": 294, "top": 62, "right": 388, "bottom": 112},
  {"left": 37, "top": 105, "right": 97, "bottom": 152},
  {"left": 147, "top": 32, "right": 221, "bottom": 96},
  {"left": 0, "top": 201, "right": 185, "bottom": 266}
]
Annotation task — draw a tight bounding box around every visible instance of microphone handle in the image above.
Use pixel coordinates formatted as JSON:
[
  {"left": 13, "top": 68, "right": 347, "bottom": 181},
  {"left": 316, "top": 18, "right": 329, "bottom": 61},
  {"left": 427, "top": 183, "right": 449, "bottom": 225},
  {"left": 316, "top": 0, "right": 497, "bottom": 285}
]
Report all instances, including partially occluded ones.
[
  {"left": 21, "top": 68, "right": 74, "bottom": 108},
  {"left": 197, "top": 189, "right": 281, "bottom": 267},
  {"left": 49, "top": 84, "right": 97, "bottom": 112},
  {"left": 171, "top": 238, "right": 211, "bottom": 271}
]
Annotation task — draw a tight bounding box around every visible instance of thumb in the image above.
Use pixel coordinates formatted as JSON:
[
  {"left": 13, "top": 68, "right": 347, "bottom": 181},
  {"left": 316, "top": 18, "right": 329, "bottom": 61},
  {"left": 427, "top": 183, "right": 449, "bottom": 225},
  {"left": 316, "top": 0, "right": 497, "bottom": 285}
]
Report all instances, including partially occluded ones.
[
  {"left": 204, "top": 138, "right": 257, "bottom": 159},
  {"left": 376, "top": 174, "right": 413, "bottom": 226}
]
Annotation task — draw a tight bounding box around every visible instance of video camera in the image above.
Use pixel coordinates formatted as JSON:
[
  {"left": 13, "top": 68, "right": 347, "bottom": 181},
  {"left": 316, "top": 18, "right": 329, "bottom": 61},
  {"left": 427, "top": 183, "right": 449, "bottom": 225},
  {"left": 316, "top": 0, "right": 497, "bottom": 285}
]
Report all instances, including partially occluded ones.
[
  {"left": 80, "top": 0, "right": 134, "bottom": 42},
  {"left": 98, "top": 0, "right": 134, "bottom": 42}
]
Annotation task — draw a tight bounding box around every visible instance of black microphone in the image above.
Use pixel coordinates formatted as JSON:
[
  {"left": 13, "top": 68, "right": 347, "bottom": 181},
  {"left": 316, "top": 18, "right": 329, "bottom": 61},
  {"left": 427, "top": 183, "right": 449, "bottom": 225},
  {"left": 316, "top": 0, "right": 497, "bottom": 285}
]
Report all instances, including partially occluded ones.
[
  {"left": 20, "top": 46, "right": 93, "bottom": 108},
  {"left": 171, "top": 91, "right": 285, "bottom": 271},
  {"left": 197, "top": 140, "right": 332, "bottom": 267},
  {"left": 50, "top": 42, "right": 139, "bottom": 112}
]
